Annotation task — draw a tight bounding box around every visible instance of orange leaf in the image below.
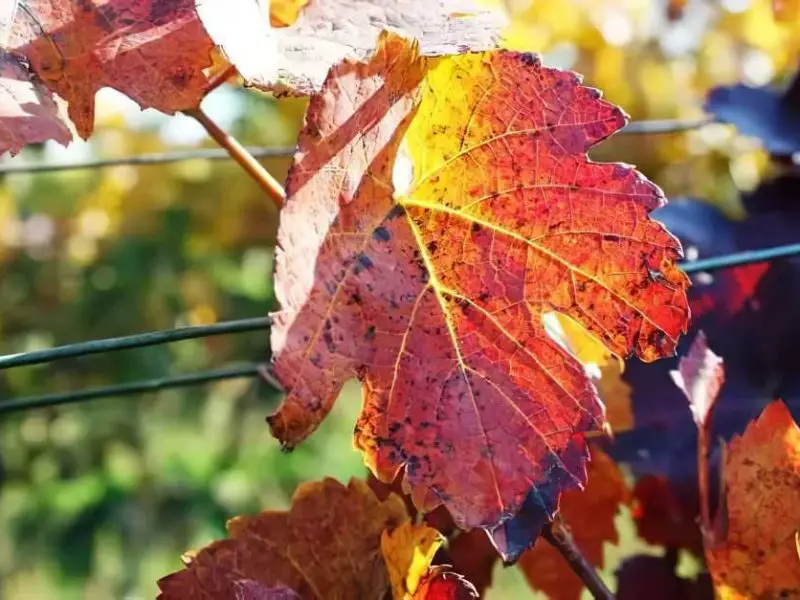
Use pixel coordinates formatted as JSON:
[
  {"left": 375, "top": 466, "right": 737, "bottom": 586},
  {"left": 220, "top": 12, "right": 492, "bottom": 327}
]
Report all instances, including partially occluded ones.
[
  {"left": 517, "top": 447, "right": 630, "bottom": 600},
  {"left": 706, "top": 401, "right": 800, "bottom": 599},
  {"left": 0, "top": 50, "right": 72, "bottom": 155},
  {"left": 198, "top": 0, "right": 504, "bottom": 96},
  {"left": 773, "top": 0, "right": 800, "bottom": 21},
  {"left": 157, "top": 478, "right": 408, "bottom": 599},
  {"left": 7, "top": 0, "right": 218, "bottom": 138},
  {"left": 269, "top": 32, "right": 689, "bottom": 559},
  {"left": 596, "top": 361, "right": 634, "bottom": 434}
]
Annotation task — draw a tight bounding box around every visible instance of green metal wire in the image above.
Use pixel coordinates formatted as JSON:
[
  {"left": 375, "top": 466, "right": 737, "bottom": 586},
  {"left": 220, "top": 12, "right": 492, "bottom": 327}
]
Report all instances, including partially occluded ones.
[
  {"left": 681, "top": 243, "right": 800, "bottom": 274},
  {"left": 0, "top": 317, "right": 271, "bottom": 369},
  {"left": 0, "top": 365, "right": 262, "bottom": 415}
]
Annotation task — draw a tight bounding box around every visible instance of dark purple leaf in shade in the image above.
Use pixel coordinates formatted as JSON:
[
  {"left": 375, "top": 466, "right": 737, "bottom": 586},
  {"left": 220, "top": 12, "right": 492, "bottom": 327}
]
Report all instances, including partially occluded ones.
[
  {"left": 616, "top": 554, "right": 713, "bottom": 600},
  {"left": 607, "top": 178, "right": 800, "bottom": 547},
  {"left": 705, "top": 78, "right": 800, "bottom": 157}
]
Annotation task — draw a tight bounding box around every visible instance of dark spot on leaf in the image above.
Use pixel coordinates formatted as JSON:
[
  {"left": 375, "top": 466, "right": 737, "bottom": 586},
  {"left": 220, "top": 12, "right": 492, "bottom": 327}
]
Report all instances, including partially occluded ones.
[
  {"left": 372, "top": 226, "right": 391, "bottom": 242},
  {"left": 353, "top": 253, "right": 374, "bottom": 274},
  {"left": 387, "top": 204, "right": 406, "bottom": 220}
]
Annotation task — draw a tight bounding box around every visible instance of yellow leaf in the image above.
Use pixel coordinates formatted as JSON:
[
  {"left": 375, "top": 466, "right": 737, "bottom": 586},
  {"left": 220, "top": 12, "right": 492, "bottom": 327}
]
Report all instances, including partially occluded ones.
[{"left": 381, "top": 522, "right": 445, "bottom": 599}]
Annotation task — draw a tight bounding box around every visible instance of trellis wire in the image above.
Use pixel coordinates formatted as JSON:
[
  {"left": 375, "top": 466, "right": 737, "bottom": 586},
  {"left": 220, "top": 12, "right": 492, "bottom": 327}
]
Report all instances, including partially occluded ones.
[
  {"left": 0, "top": 117, "right": 713, "bottom": 176},
  {"left": 0, "top": 146, "right": 296, "bottom": 175},
  {"left": 1, "top": 241, "right": 800, "bottom": 414},
  {"left": 0, "top": 317, "right": 271, "bottom": 369},
  {"left": 0, "top": 365, "right": 261, "bottom": 415},
  {"left": 680, "top": 243, "right": 800, "bottom": 274}
]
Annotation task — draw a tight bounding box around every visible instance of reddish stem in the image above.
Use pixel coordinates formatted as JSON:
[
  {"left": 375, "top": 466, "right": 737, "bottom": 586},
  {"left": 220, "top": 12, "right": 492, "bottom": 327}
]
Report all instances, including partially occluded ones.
[
  {"left": 698, "top": 420, "right": 712, "bottom": 535},
  {"left": 542, "top": 521, "right": 615, "bottom": 600},
  {"left": 184, "top": 107, "right": 286, "bottom": 208},
  {"left": 206, "top": 65, "right": 238, "bottom": 95}
]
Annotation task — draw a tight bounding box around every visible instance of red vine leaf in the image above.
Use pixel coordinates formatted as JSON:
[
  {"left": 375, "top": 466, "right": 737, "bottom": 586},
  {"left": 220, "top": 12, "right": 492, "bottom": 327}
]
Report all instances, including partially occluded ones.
[
  {"left": 6, "top": 0, "right": 219, "bottom": 139},
  {"left": 517, "top": 447, "right": 630, "bottom": 600},
  {"left": 706, "top": 401, "right": 800, "bottom": 599},
  {"left": 198, "top": 0, "right": 504, "bottom": 96},
  {"left": 269, "top": 31, "right": 689, "bottom": 559},
  {"left": 0, "top": 49, "right": 72, "bottom": 155},
  {"left": 157, "top": 478, "right": 408, "bottom": 599},
  {"left": 414, "top": 569, "right": 479, "bottom": 599},
  {"left": 631, "top": 475, "right": 703, "bottom": 554}
]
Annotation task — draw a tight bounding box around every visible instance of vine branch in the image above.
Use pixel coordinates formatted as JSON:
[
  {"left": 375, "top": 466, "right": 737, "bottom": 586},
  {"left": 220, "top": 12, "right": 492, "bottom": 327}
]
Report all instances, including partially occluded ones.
[
  {"left": 542, "top": 520, "right": 615, "bottom": 600},
  {"left": 184, "top": 107, "right": 286, "bottom": 207}
]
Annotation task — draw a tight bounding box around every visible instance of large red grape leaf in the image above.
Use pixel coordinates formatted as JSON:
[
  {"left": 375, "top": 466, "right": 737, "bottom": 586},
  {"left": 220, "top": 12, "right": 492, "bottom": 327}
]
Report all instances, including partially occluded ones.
[
  {"left": 269, "top": 31, "right": 689, "bottom": 559},
  {"left": 705, "top": 401, "right": 800, "bottom": 599},
  {"left": 157, "top": 478, "right": 408, "bottom": 599},
  {"left": 0, "top": 49, "right": 72, "bottom": 155},
  {"left": 6, "top": 0, "right": 218, "bottom": 139},
  {"left": 517, "top": 447, "right": 629, "bottom": 600}
]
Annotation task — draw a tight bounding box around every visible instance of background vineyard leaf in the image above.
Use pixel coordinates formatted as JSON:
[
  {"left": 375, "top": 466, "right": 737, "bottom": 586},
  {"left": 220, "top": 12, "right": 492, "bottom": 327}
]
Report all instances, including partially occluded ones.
[
  {"left": 158, "top": 477, "right": 408, "bottom": 599},
  {"left": 614, "top": 180, "right": 800, "bottom": 488},
  {"left": 200, "top": 0, "right": 504, "bottom": 96},
  {"left": 704, "top": 72, "right": 800, "bottom": 158},
  {"left": 705, "top": 401, "right": 800, "bottom": 599},
  {"left": 616, "top": 554, "right": 713, "bottom": 600},
  {"left": 0, "top": 50, "right": 72, "bottom": 155},
  {"left": 6, "top": 0, "right": 220, "bottom": 138},
  {"left": 630, "top": 475, "right": 704, "bottom": 553},
  {"left": 671, "top": 332, "right": 724, "bottom": 430}
]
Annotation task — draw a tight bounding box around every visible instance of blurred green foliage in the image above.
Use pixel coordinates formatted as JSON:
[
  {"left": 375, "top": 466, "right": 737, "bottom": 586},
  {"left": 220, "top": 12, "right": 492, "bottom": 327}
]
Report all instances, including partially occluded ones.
[{"left": 0, "top": 1, "right": 798, "bottom": 598}]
